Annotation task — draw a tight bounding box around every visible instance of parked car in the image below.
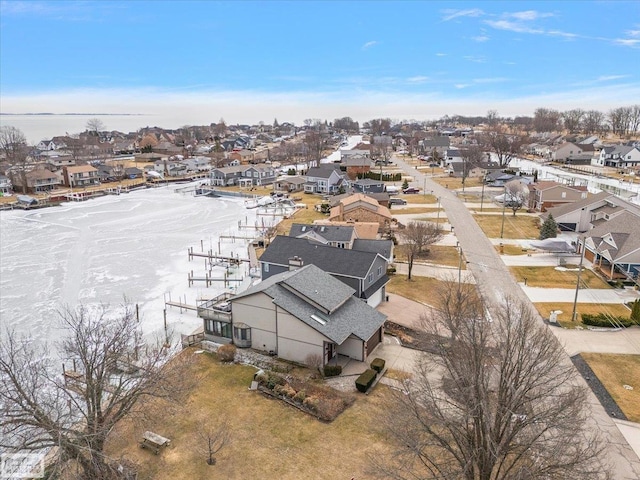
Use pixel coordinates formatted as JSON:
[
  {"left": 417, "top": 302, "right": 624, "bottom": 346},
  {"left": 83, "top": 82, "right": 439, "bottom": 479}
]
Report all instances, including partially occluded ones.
[
  {"left": 388, "top": 198, "right": 407, "bottom": 206},
  {"left": 402, "top": 187, "right": 420, "bottom": 194}
]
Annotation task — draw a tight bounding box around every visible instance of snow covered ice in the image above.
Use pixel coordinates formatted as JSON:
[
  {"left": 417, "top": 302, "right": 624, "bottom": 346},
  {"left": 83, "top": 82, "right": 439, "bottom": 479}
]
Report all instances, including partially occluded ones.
[{"left": 0, "top": 184, "right": 272, "bottom": 344}]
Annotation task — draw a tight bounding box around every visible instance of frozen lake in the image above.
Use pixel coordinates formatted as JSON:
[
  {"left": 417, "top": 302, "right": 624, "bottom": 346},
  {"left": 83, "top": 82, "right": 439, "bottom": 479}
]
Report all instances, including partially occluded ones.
[{"left": 0, "top": 185, "right": 276, "bottom": 344}]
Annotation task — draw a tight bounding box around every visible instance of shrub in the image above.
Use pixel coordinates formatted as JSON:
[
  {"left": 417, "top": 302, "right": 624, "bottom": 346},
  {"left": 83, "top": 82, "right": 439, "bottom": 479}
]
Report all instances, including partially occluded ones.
[
  {"left": 581, "top": 313, "right": 633, "bottom": 328},
  {"left": 293, "top": 390, "right": 306, "bottom": 403},
  {"left": 370, "top": 358, "right": 386, "bottom": 373},
  {"left": 282, "top": 384, "right": 296, "bottom": 398},
  {"left": 262, "top": 373, "right": 286, "bottom": 390},
  {"left": 273, "top": 384, "right": 285, "bottom": 395},
  {"left": 355, "top": 368, "right": 377, "bottom": 393},
  {"left": 303, "top": 396, "right": 319, "bottom": 412},
  {"left": 306, "top": 353, "right": 323, "bottom": 372},
  {"left": 323, "top": 365, "right": 342, "bottom": 377},
  {"left": 217, "top": 344, "right": 237, "bottom": 362}
]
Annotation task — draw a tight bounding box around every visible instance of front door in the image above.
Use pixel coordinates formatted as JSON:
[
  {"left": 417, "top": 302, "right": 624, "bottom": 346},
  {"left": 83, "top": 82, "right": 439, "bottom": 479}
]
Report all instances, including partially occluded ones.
[{"left": 325, "top": 342, "right": 335, "bottom": 365}]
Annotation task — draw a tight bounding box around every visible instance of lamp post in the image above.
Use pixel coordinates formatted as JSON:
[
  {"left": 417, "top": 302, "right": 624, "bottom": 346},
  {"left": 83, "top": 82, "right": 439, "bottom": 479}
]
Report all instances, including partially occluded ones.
[
  {"left": 480, "top": 175, "right": 486, "bottom": 212},
  {"left": 436, "top": 196, "right": 441, "bottom": 224},
  {"left": 457, "top": 243, "right": 463, "bottom": 285}
]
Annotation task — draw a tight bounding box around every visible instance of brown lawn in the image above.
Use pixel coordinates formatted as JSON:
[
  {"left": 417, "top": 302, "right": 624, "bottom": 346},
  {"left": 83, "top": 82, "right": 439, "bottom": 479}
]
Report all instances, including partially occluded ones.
[
  {"left": 431, "top": 177, "right": 483, "bottom": 190},
  {"left": 393, "top": 207, "right": 443, "bottom": 215},
  {"left": 581, "top": 353, "right": 640, "bottom": 422},
  {"left": 274, "top": 208, "right": 327, "bottom": 235},
  {"left": 474, "top": 214, "right": 541, "bottom": 239},
  {"left": 533, "top": 302, "right": 630, "bottom": 328},
  {"left": 510, "top": 266, "right": 612, "bottom": 289},
  {"left": 106, "top": 351, "right": 390, "bottom": 480},
  {"left": 496, "top": 244, "right": 531, "bottom": 255},
  {"left": 404, "top": 194, "right": 438, "bottom": 204},
  {"left": 395, "top": 245, "right": 462, "bottom": 269},
  {"left": 386, "top": 274, "right": 447, "bottom": 304}
]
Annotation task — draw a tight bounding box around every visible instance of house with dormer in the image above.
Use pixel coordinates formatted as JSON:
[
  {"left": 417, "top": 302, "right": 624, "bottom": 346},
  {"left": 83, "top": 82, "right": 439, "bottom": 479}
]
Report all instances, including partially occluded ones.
[
  {"left": 527, "top": 181, "right": 589, "bottom": 212},
  {"left": 541, "top": 192, "right": 640, "bottom": 232},
  {"left": 579, "top": 211, "right": 640, "bottom": 281},
  {"left": 328, "top": 193, "right": 392, "bottom": 230},
  {"left": 198, "top": 264, "right": 386, "bottom": 366},
  {"left": 259, "top": 235, "right": 390, "bottom": 307},
  {"left": 210, "top": 165, "right": 277, "bottom": 186},
  {"left": 596, "top": 145, "right": 640, "bottom": 168},
  {"left": 63, "top": 165, "right": 99, "bottom": 188},
  {"left": 304, "top": 164, "right": 348, "bottom": 194}
]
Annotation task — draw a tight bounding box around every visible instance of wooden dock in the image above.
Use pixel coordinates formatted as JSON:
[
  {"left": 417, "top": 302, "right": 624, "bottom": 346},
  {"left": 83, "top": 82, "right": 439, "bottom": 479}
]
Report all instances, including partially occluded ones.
[{"left": 188, "top": 246, "right": 249, "bottom": 263}]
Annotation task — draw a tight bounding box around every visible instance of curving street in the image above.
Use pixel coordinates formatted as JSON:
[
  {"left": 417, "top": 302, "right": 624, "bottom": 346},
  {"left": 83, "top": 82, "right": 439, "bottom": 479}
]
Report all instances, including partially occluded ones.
[{"left": 392, "top": 154, "right": 640, "bottom": 478}]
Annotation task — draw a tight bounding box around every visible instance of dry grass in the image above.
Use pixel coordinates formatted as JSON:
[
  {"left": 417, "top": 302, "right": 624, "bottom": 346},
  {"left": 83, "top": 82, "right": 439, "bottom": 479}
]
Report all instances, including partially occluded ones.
[
  {"left": 431, "top": 177, "right": 483, "bottom": 190},
  {"left": 496, "top": 244, "right": 531, "bottom": 255},
  {"left": 395, "top": 245, "right": 462, "bottom": 269},
  {"left": 106, "top": 351, "right": 390, "bottom": 480},
  {"left": 393, "top": 207, "right": 443, "bottom": 215},
  {"left": 413, "top": 216, "right": 449, "bottom": 224},
  {"left": 474, "top": 214, "right": 541, "bottom": 239},
  {"left": 386, "top": 274, "right": 447, "bottom": 304},
  {"left": 404, "top": 194, "right": 438, "bottom": 204},
  {"left": 533, "top": 302, "right": 630, "bottom": 328},
  {"left": 581, "top": 353, "right": 640, "bottom": 422},
  {"left": 510, "top": 266, "right": 612, "bottom": 289}
]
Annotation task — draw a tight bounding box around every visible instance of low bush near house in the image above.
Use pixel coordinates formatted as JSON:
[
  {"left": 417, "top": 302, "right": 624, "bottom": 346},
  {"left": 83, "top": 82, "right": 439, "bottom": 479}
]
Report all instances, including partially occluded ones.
[
  {"left": 217, "top": 344, "right": 237, "bottom": 362},
  {"left": 355, "top": 369, "right": 377, "bottom": 393},
  {"left": 370, "top": 358, "right": 385, "bottom": 373},
  {"left": 323, "top": 365, "right": 342, "bottom": 377}
]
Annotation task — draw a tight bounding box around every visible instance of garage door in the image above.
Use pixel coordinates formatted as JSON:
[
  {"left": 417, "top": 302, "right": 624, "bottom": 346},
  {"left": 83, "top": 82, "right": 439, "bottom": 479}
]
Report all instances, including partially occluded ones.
[
  {"left": 366, "top": 328, "right": 382, "bottom": 356},
  {"left": 366, "top": 288, "right": 383, "bottom": 308}
]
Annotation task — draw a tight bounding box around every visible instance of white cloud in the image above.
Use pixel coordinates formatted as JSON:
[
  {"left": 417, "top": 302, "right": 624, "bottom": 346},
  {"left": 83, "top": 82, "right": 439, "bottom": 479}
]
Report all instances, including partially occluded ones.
[
  {"left": 597, "top": 75, "right": 631, "bottom": 82},
  {"left": 454, "top": 84, "right": 471, "bottom": 89},
  {"left": 362, "top": 41, "right": 378, "bottom": 50},
  {"left": 471, "top": 35, "right": 490, "bottom": 42},
  {"left": 441, "top": 8, "right": 484, "bottom": 22},
  {"left": 485, "top": 19, "right": 543, "bottom": 34},
  {"left": 614, "top": 38, "right": 640, "bottom": 47},
  {"left": 508, "top": 10, "right": 554, "bottom": 21},
  {"left": 435, "top": 53, "right": 447, "bottom": 56},
  {"left": 463, "top": 55, "right": 487, "bottom": 63},
  {"left": 626, "top": 29, "right": 640, "bottom": 37},
  {"left": 472, "top": 77, "right": 509, "bottom": 84},
  {"left": 406, "top": 76, "right": 429, "bottom": 84}
]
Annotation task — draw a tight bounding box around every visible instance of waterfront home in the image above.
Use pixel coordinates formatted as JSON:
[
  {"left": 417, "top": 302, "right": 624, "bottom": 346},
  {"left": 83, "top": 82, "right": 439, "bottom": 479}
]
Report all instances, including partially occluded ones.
[
  {"left": 63, "top": 165, "right": 100, "bottom": 188},
  {"left": 328, "top": 193, "right": 392, "bottom": 231},
  {"left": 13, "top": 169, "right": 60, "bottom": 193},
  {"left": 209, "top": 165, "right": 277, "bottom": 187},
  {"left": 199, "top": 264, "right": 386, "bottom": 366},
  {"left": 304, "top": 164, "right": 348, "bottom": 194},
  {"left": 259, "top": 235, "right": 390, "bottom": 307}
]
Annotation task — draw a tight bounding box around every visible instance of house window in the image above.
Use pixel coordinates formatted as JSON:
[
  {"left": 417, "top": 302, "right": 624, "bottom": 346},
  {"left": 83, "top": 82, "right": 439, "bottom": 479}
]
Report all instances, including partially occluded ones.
[
  {"left": 233, "top": 326, "right": 251, "bottom": 341},
  {"left": 205, "top": 320, "right": 232, "bottom": 338},
  {"left": 561, "top": 192, "right": 566, "bottom": 198},
  {"left": 377, "top": 266, "right": 382, "bottom": 276},
  {"left": 369, "top": 273, "right": 374, "bottom": 283}
]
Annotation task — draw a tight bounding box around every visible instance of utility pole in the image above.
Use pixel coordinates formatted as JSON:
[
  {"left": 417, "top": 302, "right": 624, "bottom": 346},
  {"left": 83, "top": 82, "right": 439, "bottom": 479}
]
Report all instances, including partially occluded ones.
[
  {"left": 571, "top": 238, "right": 586, "bottom": 322},
  {"left": 480, "top": 175, "right": 486, "bottom": 212}
]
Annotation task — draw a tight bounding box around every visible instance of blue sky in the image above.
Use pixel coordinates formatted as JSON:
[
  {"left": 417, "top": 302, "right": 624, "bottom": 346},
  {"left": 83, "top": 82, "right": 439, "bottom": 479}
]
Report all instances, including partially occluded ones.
[{"left": 1, "top": 1, "right": 639, "bottom": 124}]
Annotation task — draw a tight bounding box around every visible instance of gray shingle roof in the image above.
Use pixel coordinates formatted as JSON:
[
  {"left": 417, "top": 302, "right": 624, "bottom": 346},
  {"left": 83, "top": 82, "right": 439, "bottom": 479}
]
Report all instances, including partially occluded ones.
[
  {"left": 231, "top": 265, "right": 386, "bottom": 343},
  {"left": 585, "top": 211, "right": 640, "bottom": 261},
  {"left": 260, "top": 236, "right": 379, "bottom": 278},
  {"left": 289, "top": 223, "right": 355, "bottom": 243},
  {"left": 352, "top": 239, "right": 393, "bottom": 259}
]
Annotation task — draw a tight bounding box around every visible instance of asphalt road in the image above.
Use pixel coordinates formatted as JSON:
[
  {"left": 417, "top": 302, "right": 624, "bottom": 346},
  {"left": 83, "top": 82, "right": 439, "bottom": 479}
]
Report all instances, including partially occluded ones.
[{"left": 393, "top": 155, "right": 640, "bottom": 478}]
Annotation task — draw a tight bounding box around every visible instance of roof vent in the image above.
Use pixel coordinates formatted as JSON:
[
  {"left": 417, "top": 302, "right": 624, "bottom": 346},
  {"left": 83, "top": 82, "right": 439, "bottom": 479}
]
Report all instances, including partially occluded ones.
[{"left": 310, "top": 313, "right": 327, "bottom": 326}]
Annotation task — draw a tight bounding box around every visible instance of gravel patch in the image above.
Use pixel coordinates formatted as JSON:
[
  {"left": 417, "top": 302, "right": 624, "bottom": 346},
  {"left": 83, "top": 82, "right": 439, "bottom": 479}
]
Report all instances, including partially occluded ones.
[{"left": 571, "top": 354, "right": 627, "bottom": 420}]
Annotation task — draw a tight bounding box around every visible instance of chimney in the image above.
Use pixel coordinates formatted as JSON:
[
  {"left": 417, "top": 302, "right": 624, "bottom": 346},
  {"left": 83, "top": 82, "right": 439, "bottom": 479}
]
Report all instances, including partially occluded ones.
[{"left": 288, "top": 256, "right": 303, "bottom": 270}]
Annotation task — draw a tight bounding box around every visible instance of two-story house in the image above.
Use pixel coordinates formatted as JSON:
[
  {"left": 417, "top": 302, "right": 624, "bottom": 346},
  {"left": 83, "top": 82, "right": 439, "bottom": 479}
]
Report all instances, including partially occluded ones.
[
  {"left": 328, "top": 193, "right": 392, "bottom": 231},
  {"left": 304, "top": 164, "right": 348, "bottom": 194},
  {"left": 210, "top": 165, "right": 277, "bottom": 187},
  {"left": 198, "top": 264, "right": 386, "bottom": 366},
  {"left": 596, "top": 145, "right": 640, "bottom": 168},
  {"left": 63, "top": 165, "right": 100, "bottom": 188},
  {"left": 527, "top": 181, "right": 589, "bottom": 212},
  {"left": 15, "top": 169, "right": 61, "bottom": 193},
  {"left": 259, "top": 235, "right": 390, "bottom": 307},
  {"left": 0, "top": 175, "right": 13, "bottom": 194},
  {"left": 550, "top": 142, "right": 596, "bottom": 163}
]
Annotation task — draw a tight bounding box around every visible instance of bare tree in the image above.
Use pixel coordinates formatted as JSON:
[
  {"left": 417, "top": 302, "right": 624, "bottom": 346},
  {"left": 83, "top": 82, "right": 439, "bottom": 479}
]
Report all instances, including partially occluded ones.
[
  {"left": 459, "top": 145, "right": 484, "bottom": 192},
  {"left": 0, "top": 126, "right": 30, "bottom": 194},
  {"left": 303, "top": 125, "right": 327, "bottom": 165},
  {"left": 628, "top": 105, "right": 640, "bottom": 134},
  {"left": 0, "top": 303, "right": 193, "bottom": 479},
  {"left": 401, "top": 221, "right": 443, "bottom": 280},
  {"left": 375, "top": 286, "right": 609, "bottom": 480},
  {"left": 562, "top": 109, "right": 585, "bottom": 134},
  {"left": 371, "top": 135, "right": 393, "bottom": 165},
  {"left": 608, "top": 107, "right": 632, "bottom": 136},
  {"left": 481, "top": 125, "right": 526, "bottom": 167},
  {"left": 504, "top": 179, "right": 529, "bottom": 216},
  {"left": 583, "top": 110, "right": 606, "bottom": 135},
  {"left": 86, "top": 118, "right": 105, "bottom": 134},
  {"left": 369, "top": 118, "right": 392, "bottom": 136},
  {"left": 197, "top": 419, "right": 230, "bottom": 466},
  {"left": 533, "top": 108, "right": 561, "bottom": 133}
]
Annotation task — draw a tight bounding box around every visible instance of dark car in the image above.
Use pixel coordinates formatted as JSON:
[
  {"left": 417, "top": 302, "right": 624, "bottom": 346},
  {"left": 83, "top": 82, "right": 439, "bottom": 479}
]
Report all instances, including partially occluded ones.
[
  {"left": 402, "top": 187, "right": 420, "bottom": 194},
  {"left": 388, "top": 198, "right": 407, "bottom": 206}
]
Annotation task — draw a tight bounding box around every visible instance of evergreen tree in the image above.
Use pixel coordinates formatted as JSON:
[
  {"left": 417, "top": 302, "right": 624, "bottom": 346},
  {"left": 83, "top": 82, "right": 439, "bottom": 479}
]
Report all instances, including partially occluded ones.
[
  {"left": 402, "top": 178, "right": 409, "bottom": 190},
  {"left": 539, "top": 214, "right": 558, "bottom": 240}
]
